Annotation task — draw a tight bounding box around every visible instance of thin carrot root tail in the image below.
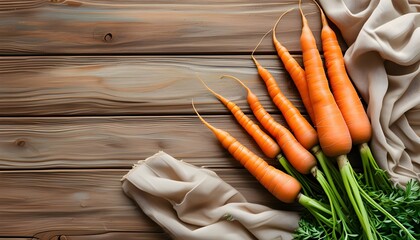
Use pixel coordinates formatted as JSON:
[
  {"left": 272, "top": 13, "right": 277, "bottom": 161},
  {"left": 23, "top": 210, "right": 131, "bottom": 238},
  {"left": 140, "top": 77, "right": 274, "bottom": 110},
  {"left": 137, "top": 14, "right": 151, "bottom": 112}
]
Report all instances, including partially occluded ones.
[
  {"left": 220, "top": 75, "right": 250, "bottom": 93},
  {"left": 273, "top": 8, "right": 295, "bottom": 40},
  {"left": 251, "top": 28, "right": 272, "bottom": 62},
  {"left": 310, "top": 0, "right": 328, "bottom": 26},
  {"left": 298, "top": 0, "right": 307, "bottom": 24},
  {"left": 272, "top": 8, "right": 297, "bottom": 68}
]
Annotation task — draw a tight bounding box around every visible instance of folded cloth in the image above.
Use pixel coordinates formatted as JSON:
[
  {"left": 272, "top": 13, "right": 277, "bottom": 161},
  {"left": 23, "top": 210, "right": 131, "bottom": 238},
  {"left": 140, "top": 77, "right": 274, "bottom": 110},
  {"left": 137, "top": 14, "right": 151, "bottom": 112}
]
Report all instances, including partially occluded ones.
[
  {"left": 318, "top": 0, "right": 420, "bottom": 185},
  {"left": 121, "top": 151, "right": 299, "bottom": 240}
]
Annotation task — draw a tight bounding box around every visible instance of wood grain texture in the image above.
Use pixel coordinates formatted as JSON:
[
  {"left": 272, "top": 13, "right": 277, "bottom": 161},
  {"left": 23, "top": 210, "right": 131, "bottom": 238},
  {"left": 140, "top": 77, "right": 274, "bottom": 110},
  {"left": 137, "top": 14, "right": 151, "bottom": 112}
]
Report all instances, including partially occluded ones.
[
  {"left": 0, "top": 169, "right": 300, "bottom": 237},
  {"left": 0, "top": 115, "right": 286, "bottom": 169},
  {"left": 0, "top": 239, "right": 30, "bottom": 240},
  {"left": 0, "top": 0, "right": 324, "bottom": 54},
  {"left": 0, "top": 1, "right": 349, "bottom": 238},
  {"left": 34, "top": 232, "right": 171, "bottom": 240},
  {"left": 0, "top": 55, "right": 306, "bottom": 116}
]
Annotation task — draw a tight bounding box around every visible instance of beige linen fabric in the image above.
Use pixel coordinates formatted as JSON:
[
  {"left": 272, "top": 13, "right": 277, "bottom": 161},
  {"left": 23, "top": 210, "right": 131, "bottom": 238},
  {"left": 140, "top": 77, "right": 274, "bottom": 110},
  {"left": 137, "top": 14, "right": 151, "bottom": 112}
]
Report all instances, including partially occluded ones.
[
  {"left": 319, "top": 0, "right": 420, "bottom": 185},
  {"left": 121, "top": 151, "right": 300, "bottom": 240}
]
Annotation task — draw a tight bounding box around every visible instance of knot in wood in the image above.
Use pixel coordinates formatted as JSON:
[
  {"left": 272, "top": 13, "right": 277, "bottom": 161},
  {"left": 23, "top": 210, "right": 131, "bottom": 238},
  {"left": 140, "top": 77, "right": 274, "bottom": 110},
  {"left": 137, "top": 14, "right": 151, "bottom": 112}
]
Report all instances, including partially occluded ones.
[
  {"left": 15, "top": 139, "right": 26, "bottom": 147},
  {"left": 104, "top": 33, "right": 113, "bottom": 42}
]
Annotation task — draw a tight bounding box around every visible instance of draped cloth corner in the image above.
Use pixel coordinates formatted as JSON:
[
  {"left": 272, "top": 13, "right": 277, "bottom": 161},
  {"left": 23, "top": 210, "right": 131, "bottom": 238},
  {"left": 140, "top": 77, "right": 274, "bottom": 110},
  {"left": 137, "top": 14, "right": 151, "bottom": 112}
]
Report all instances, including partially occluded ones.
[{"left": 121, "top": 151, "right": 299, "bottom": 240}]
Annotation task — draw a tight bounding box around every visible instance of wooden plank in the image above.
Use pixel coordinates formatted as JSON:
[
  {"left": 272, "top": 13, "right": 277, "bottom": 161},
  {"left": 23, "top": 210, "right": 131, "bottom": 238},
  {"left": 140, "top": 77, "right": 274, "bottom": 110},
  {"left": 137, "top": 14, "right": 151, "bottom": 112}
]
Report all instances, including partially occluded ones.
[
  {"left": 34, "top": 232, "right": 171, "bottom": 240},
  {"left": 0, "top": 170, "right": 161, "bottom": 236},
  {"left": 0, "top": 169, "right": 300, "bottom": 236},
  {"left": 0, "top": 238, "right": 31, "bottom": 240},
  {"left": 0, "top": 55, "right": 305, "bottom": 116},
  {"left": 0, "top": 115, "right": 290, "bottom": 169},
  {"left": 0, "top": 0, "right": 323, "bottom": 54}
]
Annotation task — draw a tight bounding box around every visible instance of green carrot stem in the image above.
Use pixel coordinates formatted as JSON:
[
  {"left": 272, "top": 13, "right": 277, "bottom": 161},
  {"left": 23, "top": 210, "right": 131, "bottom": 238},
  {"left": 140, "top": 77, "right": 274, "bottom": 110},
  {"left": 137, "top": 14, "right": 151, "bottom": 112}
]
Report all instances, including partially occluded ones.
[
  {"left": 312, "top": 145, "right": 349, "bottom": 213},
  {"left": 305, "top": 207, "right": 336, "bottom": 239},
  {"left": 360, "top": 143, "right": 392, "bottom": 193},
  {"left": 306, "top": 207, "right": 334, "bottom": 230},
  {"left": 298, "top": 193, "right": 332, "bottom": 216},
  {"left": 277, "top": 154, "right": 343, "bottom": 235},
  {"left": 360, "top": 147, "right": 375, "bottom": 189},
  {"left": 298, "top": 193, "right": 334, "bottom": 228},
  {"left": 314, "top": 169, "right": 338, "bottom": 238},
  {"left": 277, "top": 154, "right": 319, "bottom": 197},
  {"left": 317, "top": 168, "right": 361, "bottom": 239},
  {"left": 338, "top": 155, "right": 376, "bottom": 240}
]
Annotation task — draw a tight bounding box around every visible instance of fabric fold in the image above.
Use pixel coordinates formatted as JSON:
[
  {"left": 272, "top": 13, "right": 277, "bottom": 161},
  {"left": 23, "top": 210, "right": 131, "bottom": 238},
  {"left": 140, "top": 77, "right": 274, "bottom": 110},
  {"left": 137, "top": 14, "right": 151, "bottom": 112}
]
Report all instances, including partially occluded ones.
[{"left": 121, "top": 151, "right": 299, "bottom": 240}]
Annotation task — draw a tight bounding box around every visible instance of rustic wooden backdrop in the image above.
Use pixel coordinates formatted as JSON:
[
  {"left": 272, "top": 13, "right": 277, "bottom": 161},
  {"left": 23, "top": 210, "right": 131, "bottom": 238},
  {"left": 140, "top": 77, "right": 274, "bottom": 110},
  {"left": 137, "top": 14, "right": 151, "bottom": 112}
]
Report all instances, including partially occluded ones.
[{"left": 0, "top": 1, "right": 345, "bottom": 239}]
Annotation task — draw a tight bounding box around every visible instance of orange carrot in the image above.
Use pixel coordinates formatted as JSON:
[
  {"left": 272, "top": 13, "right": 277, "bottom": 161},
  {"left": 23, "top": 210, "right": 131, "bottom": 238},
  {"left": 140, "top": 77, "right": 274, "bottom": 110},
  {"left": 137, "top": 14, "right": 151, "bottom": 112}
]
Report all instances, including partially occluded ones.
[
  {"left": 254, "top": 28, "right": 346, "bottom": 210},
  {"left": 311, "top": 0, "right": 388, "bottom": 191},
  {"left": 298, "top": 1, "right": 372, "bottom": 238},
  {"left": 221, "top": 75, "right": 317, "bottom": 175},
  {"left": 298, "top": 1, "right": 352, "bottom": 157},
  {"left": 198, "top": 76, "right": 281, "bottom": 159},
  {"left": 193, "top": 100, "right": 335, "bottom": 229},
  {"left": 309, "top": 3, "right": 413, "bottom": 239},
  {"left": 192, "top": 101, "right": 301, "bottom": 203},
  {"left": 251, "top": 35, "right": 318, "bottom": 150},
  {"left": 272, "top": 8, "right": 315, "bottom": 123},
  {"left": 313, "top": 1, "right": 372, "bottom": 145}
]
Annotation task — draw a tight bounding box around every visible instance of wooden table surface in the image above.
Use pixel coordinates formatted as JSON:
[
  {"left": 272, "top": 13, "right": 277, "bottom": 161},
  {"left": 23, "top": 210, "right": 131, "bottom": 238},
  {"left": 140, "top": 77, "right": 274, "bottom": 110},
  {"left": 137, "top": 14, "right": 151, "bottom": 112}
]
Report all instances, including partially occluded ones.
[{"left": 0, "top": 1, "right": 345, "bottom": 239}]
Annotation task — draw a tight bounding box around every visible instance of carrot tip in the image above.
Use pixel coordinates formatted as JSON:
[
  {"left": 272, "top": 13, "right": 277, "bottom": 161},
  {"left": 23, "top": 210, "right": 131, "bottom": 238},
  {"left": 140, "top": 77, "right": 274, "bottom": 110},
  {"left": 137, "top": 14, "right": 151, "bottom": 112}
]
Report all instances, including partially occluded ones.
[
  {"left": 251, "top": 28, "right": 272, "bottom": 61},
  {"left": 221, "top": 75, "right": 251, "bottom": 93},
  {"left": 192, "top": 99, "right": 215, "bottom": 132},
  {"left": 273, "top": 7, "right": 295, "bottom": 37},
  {"left": 298, "top": 0, "right": 308, "bottom": 24},
  {"left": 310, "top": 0, "right": 328, "bottom": 26},
  {"left": 196, "top": 74, "right": 227, "bottom": 103}
]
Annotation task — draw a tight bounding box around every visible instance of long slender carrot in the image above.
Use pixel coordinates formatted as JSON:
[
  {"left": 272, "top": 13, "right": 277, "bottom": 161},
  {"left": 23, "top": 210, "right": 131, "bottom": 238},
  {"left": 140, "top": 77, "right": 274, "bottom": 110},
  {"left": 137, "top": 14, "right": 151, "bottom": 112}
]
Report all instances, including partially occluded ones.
[
  {"left": 311, "top": 2, "right": 413, "bottom": 239},
  {"left": 192, "top": 100, "right": 334, "bottom": 227},
  {"left": 221, "top": 75, "right": 317, "bottom": 175},
  {"left": 198, "top": 76, "right": 281, "bottom": 159},
  {"left": 272, "top": 8, "right": 315, "bottom": 123},
  {"left": 251, "top": 36, "right": 318, "bottom": 151},
  {"left": 315, "top": 2, "right": 371, "bottom": 145},
  {"left": 298, "top": 2, "right": 352, "bottom": 158},
  {"left": 311, "top": 0, "right": 391, "bottom": 193},
  {"left": 193, "top": 101, "right": 300, "bottom": 203}
]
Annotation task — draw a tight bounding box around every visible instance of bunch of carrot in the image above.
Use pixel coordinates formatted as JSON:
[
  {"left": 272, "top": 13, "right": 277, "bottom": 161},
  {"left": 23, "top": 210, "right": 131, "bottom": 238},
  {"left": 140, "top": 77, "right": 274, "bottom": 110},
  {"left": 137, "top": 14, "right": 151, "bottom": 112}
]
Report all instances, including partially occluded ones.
[{"left": 192, "top": 0, "right": 417, "bottom": 239}]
